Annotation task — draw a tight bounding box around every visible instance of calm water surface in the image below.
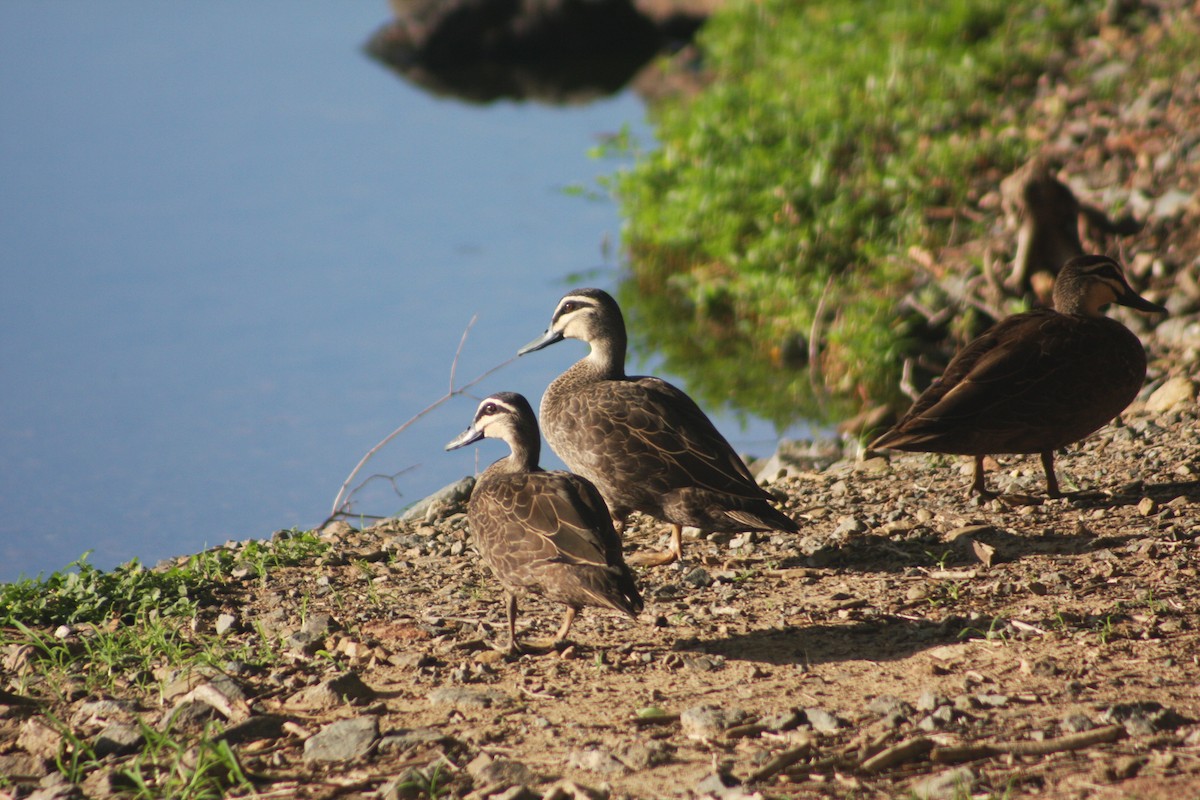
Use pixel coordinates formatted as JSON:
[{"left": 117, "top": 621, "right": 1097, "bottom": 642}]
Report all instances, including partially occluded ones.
[{"left": 0, "top": 4, "right": 807, "bottom": 582}]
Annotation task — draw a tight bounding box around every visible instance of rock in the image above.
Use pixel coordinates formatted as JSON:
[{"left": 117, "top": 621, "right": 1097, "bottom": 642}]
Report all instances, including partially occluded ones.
[
  {"left": 541, "top": 781, "right": 608, "bottom": 800},
  {"left": 802, "top": 707, "right": 847, "bottom": 733},
  {"left": 218, "top": 714, "right": 289, "bottom": 744},
  {"left": 467, "top": 752, "right": 536, "bottom": 787},
  {"left": 0, "top": 753, "right": 44, "bottom": 783},
  {"left": 695, "top": 768, "right": 758, "bottom": 799},
  {"left": 288, "top": 671, "right": 376, "bottom": 709},
  {"left": 25, "top": 773, "right": 84, "bottom": 800},
  {"left": 71, "top": 698, "right": 135, "bottom": 727},
  {"left": 93, "top": 722, "right": 144, "bottom": 757},
  {"left": 491, "top": 786, "right": 539, "bottom": 800},
  {"left": 215, "top": 613, "right": 239, "bottom": 636},
  {"left": 1061, "top": 713, "right": 1095, "bottom": 733},
  {"left": 568, "top": 748, "right": 629, "bottom": 775},
  {"left": 910, "top": 766, "right": 976, "bottom": 799},
  {"left": 17, "top": 717, "right": 61, "bottom": 759},
  {"left": 916, "top": 690, "right": 947, "bottom": 712},
  {"left": 1101, "top": 702, "right": 1191, "bottom": 735},
  {"left": 428, "top": 685, "right": 512, "bottom": 709},
  {"left": 681, "top": 704, "right": 749, "bottom": 739},
  {"left": 617, "top": 740, "right": 674, "bottom": 770},
  {"left": 400, "top": 476, "right": 475, "bottom": 522},
  {"left": 683, "top": 567, "right": 713, "bottom": 588},
  {"left": 1145, "top": 376, "right": 1195, "bottom": 413},
  {"left": 378, "top": 727, "right": 457, "bottom": 754},
  {"left": 302, "top": 716, "right": 379, "bottom": 763}
]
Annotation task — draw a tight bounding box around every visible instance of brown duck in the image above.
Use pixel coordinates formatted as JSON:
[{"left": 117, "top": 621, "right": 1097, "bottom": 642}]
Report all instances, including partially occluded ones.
[
  {"left": 872, "top": 254, "right": 1166, "bottom": 498},
  {"left": 518, "top": 288, "right": 798, "bottom": 565},
  {"left": 445, "top": 391, "right": 642, "bottom": 653}
]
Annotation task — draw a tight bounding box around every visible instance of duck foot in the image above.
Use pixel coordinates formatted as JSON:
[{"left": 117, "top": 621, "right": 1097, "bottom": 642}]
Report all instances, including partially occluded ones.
[
  {"left": 627, "top": 549, "right": 680, "bottom": 567},
  {"left": 627, "top": 523, "right": 683, "bottom": 567}
]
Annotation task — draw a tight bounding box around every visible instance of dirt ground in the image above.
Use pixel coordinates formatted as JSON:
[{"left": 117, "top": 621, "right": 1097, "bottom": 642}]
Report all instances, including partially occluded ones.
[{"left": 5, "top": 3, "right": 1200, "bottom": 799}]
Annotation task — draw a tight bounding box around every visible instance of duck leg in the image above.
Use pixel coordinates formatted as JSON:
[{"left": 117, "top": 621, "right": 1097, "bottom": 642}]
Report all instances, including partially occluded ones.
[
  {"left": 1040, "top": 450, "right": 1062, "bottom": 498},
  {"left": 627, "top": 523, "right": 684, "bottom": 567},
  {"left": 970, "top": 455, "right": 996, "bottom": 498},
  {"left": 553, "top": 606, "right": 578, "bottom": 644},
  {"left": 503, "top": 592, "right": 522, "bottom": 655}
]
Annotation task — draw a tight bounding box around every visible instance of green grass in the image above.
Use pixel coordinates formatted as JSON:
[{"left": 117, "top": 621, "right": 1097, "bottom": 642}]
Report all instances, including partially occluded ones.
[{"left": 608, "top": 0, "right": 1101, "bottom": 425}]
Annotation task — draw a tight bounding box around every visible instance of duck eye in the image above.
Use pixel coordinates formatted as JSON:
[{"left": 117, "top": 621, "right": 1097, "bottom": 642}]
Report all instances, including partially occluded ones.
[
  {"left": 561, "top": 301, "right": 577, "bottom": 313},
  {"left": 481, "top": 403, "right": 497, "bottom": 417}
]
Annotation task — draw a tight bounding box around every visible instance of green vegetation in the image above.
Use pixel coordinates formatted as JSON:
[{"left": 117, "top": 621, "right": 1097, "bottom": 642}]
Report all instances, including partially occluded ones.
[
  {"left": 609, "top": 0, "right": 1102, "bottom": 424},
  {"left": 0, "top": 540, "right": 327, "bottom": 690},
  {"left": 0, "top": 532, "right": 327, "bottom": 795}
]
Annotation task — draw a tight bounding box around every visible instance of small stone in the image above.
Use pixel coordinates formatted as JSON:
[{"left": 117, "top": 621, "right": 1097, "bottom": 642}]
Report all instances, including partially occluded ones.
[
  {"left": 541, "top": 781, "right": 608, "bottom": 800},
  {"left": 867, "top": 695, "right": 913, "bottom": 717},
  {"left": 467, "top": 753, "right": 536, "bottom": 787},
  {"left": 803, "top": 707, "right": 847, "bottom": 733},
  {"left": 1061, "top": 714, "right": 1095, "bottom": 734},
  {"left": 17, "top": 718, "right": 62, "bottom": 759},
  {"left": 683, "top": 567, "right": 713, "bottom": 588},
  {"left": 215, "top": 613, "right": 238, "bottom": 636},
  {"left": 1105, "top": 755, "right": 1146, "bottom": 781},
  {"left": 680, "top": 704, "right": 747, "bottom": 739},
  {"left": 617, "top": 740, "right": 674, "bottom": 770},
  {"left": 302, "top": 716, "right": 378, "bottom": 763},
  {"left": 974, "top": 693, "right": 1009, "bottom": 708},
  {"left": 568, "top": 748, "right": 629, "bottom": 776},
  {"left": 93, "top": 722, "right": 144, "bottom": 757},
  {"left": 916, "top": 690, "right": 946, "bottom": 712},
  {"left": 910, "top": 766, "right": 976, "bottom": 800},
  {"left": 288, "top": 671, "right": 376, "bottom": 709},
  {"left": 1137, "top": 497, "right": 1158, "bottom": 516},
  {"left": 428, "top": 686, "right": 512, "bottom": 709}
]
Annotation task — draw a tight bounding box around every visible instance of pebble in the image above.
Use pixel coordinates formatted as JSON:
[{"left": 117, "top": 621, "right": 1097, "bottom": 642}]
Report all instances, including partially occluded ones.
[
  {"left": 803, "top": 707, "right": 847, "bottom": 733},
  {"left": 427, "top": 686, "right": 512, "bottom": 709},
  {"left": 467, "top": 753, "right": 536, "bottom": 787},
  {"left": 681, "top": 704, "right": 748, "bottom": 739},
  {"left": 287, "top": 671, "right": 377, "bottom": 709},
  {"left": 567, "top": 748, "right": 629, "bottom": 775},
  {"left": 1062, "top": 713, "right": 1095, "bottom": 733},
  {"left": 910, "top": 766, "right": 976, "bottom": 800},
  {"left": 93, "top": 722, "right": 143, "bottom": 757},
  {"left": 302, "top": 716, "right": 378, "bottom": 763}
]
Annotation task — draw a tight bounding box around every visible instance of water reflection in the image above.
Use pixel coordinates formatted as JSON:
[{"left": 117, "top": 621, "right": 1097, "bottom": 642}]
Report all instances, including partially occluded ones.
[
  {"left": 0, "top": 3, "right": 807, "bottom": 584},
  {"left": 366, "top": 0, "right": 705, "bottom": 103}
]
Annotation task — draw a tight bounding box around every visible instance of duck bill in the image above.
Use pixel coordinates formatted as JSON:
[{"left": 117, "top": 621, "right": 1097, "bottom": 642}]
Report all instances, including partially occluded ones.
[
  {"left": 517, "top": 328, "right": 564, "bottom": 356},
  {"left": 445, "top": 425, "right": 484, "bottom": 451},
  {"left": 1118, "top": 289, "right": 1167, "bottom": 315}
]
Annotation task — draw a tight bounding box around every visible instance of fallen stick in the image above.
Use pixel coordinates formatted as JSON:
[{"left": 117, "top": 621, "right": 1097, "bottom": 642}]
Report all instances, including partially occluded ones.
[
  {"left": 859, "top": 737, "right": 934, "bottom": 774},
  {"left": 931, "top": 724, "right": 1126, "bottom": 764},
  {"left": 747, "top": 742, "right": 814, "bottom": 783}
]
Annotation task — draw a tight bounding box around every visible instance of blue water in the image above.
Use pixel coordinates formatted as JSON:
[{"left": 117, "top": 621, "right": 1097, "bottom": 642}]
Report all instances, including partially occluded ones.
[{"left": 0, "top": 4, "right": 806, "bottom": 582}]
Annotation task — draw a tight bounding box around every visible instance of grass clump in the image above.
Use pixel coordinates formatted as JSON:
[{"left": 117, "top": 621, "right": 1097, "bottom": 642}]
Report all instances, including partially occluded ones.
[
  {"left": 0, "top": 531, "right": 328, "bottom": 692},
  {"left": 611, "top": 0, "right": 1099, "bottom": 424}
]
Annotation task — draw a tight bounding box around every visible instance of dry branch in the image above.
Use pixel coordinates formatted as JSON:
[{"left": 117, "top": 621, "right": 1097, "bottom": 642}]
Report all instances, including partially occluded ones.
[{"left": 327, "top": 314, "right": 515, "bottom": 521}]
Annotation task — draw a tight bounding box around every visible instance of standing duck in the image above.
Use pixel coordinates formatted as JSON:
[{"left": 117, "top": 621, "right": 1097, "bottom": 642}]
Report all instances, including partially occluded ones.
[
  {"left": 871, "top": 254, "right": 1166, "bottom": 498},
  {"left": 518, "top": 288, "right": 798, "bottom": 565},
  {"left": 446, "top": 392, "right": 642, "bottom": 653}
]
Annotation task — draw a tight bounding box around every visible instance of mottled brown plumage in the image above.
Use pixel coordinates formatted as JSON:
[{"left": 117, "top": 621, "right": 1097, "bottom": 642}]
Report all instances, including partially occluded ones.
[
  {"left": 445, "top": 392, "right": 642, "bottom": 653},
  {"left": 872, "top": 255, "right": 1166, "bottom": 497},
  {"left": 518, "top": 288, "right": 798, "bottom": 565}
]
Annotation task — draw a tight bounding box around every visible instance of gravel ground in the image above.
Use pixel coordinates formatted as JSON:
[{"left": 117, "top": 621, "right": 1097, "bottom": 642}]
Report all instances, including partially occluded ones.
[{"left": 3, "top": 3, "right": 1200, "bottom": 798}]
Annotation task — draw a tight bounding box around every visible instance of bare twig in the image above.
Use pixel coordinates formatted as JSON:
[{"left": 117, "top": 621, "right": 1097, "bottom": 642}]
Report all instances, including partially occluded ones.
[
  {"left": 327, "top": 314, "right": 515, "bottom": 520},
  {"left": 930, "top": 723, "right": 1126, "bottom": 764}
]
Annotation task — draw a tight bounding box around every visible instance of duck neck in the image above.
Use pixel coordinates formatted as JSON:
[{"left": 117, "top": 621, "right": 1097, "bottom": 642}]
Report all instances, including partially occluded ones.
[
  {"left": 500, "top": 436, "right": 540, "bottom": 474},
  {"left": 583, "top": 330, "right": 627, "bottom": 380}
]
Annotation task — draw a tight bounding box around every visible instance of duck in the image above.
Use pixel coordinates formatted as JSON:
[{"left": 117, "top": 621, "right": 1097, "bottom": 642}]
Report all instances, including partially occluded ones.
[
  {"left": 518, "top": 288, "right": 798, "bottom": 566},
  {"left": 445, "top": 391, "right": 642, "bottom": 654},
  {"left": 871, "top": 254, "right": 1166, "bottom": 498}
]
